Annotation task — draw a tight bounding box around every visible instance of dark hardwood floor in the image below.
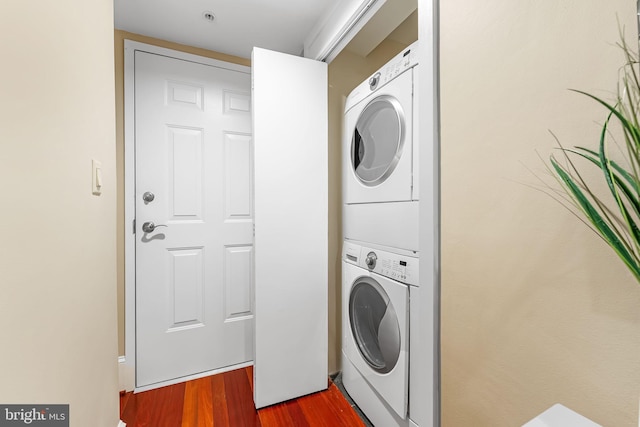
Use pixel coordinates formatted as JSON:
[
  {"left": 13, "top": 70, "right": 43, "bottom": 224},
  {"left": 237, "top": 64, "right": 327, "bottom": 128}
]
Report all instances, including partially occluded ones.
[{"left": 120, "top": 367, "right": 366, "bottom": 426}]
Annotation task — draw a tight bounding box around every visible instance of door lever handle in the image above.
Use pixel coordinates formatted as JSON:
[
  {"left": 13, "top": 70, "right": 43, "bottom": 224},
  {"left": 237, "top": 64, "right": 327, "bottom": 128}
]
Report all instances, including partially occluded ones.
[{"left": 142, "top": 221, "right": 168, "bottom": 233}]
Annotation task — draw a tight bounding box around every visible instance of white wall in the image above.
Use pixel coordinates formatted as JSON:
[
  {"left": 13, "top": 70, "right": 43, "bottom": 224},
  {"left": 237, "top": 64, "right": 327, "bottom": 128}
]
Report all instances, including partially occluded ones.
[{"left": 0, "top": 1, "right": 119, "bottom": 425}]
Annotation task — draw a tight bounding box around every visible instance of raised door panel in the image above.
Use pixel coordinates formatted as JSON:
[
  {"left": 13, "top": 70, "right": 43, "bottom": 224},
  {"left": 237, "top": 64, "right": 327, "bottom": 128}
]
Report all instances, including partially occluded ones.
[
  {"left": 224, "top": 245, "right": 253, "bottom": 320},
  {"left": 168, "top": 126, "right": 203, "bottom": 219},
  {"left": 224, "top": 133, "right": 253, "bottom": 220},
  {"left": 168, "top": 248, "right": 204, "bottom": 329}
]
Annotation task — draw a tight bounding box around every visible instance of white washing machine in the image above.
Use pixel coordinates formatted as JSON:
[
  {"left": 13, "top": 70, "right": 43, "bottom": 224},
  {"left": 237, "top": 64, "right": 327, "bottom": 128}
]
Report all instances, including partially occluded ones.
[
  {"left": 342, "top": 239, "right": 418, "bottom": 427},
  {"left": 343, "top": 42, "right": 420, "bottom": 251}
]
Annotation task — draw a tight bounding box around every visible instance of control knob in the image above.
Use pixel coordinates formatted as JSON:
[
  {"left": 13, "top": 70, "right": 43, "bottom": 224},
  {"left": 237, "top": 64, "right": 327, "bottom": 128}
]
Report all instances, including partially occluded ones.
[
  {"left": 365, "top": 252, "right": 377, "bottom": 269},
  {"left": 368, "top": 72, "right": 381, "bottom": 90}
]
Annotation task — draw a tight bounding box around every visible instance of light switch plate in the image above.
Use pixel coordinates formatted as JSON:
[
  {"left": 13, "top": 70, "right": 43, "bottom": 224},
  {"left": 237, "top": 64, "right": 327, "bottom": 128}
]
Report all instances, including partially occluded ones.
[{"left": 92, "top": 159, "right": 102, "bottom": 195}]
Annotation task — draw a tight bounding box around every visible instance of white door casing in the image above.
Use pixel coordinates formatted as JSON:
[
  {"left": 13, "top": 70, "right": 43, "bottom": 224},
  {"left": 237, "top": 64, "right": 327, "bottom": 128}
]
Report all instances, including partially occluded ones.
[{"left": 134, "top": 49, "right": 254, "bottom": 388}]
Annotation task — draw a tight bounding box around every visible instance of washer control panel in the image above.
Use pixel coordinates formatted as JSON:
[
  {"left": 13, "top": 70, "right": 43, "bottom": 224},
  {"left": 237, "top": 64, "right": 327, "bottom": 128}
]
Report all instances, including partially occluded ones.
[{"left": 343, "top": 240, "right": 419, "bottom": 286}]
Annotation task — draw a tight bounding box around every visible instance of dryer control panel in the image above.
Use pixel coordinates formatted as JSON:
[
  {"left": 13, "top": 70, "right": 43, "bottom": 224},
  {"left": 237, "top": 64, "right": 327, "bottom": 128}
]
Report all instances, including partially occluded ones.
[
  {"left": 344, "top": 40, "right": 419, "bottom": 112},
  {"left": 371, "top": 43, "right": 419, "bottom": 91},
  {"left": 343, "top": 240, "right": 419, "bottom": 287}
]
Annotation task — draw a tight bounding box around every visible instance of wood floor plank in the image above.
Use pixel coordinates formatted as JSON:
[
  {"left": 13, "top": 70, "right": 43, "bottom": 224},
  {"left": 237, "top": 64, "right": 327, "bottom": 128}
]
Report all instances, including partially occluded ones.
[
  {"left": 281, "top": 400, "right": 311, "bottom": 427},
  {"left": 120, "top": 390, "right": 141, "bottom": 426},
  {"left": 122, "top": 391, "right": 155, "bottom": 427},
  {"left": 149, "top": 382, "right": 186, "bottom": 427},
  {"left": 120, "top": 392, "right": 132, "bottom": 418},
  {"left": 224, "top": 368, "right": 261, "bottom": 427},
  {"left": 257, "top": 401, "right": 297, "bottom": 426},
  {"left": 296, "top": 385, "right": 350, "bottom": 426},
  {"left": 246, "top": 366, "right": 254, "bottom": 392},
  {"left": 123, "top": 383, "right": 186, "bottom": 427},
  {"left": 321, "top": 383, "right": 366, "bottom": 427},
  {"left": 182, "top": 377, "right": 214, "bottom": 427},
  {"left": 134, "top": 390, "right": 158, "bottom": 426},
  {"left": 211, "top": 372, "right": 230, "bottom": 427}
]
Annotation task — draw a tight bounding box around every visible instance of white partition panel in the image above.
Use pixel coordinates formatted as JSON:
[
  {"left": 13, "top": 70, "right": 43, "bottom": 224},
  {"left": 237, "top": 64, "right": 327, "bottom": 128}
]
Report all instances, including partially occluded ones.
[
  {"left": 252, "top": 47, "right": 328, "bottom": 408},
  {"left": 415, "top": 0, "right": 441, "bottom": 425}
]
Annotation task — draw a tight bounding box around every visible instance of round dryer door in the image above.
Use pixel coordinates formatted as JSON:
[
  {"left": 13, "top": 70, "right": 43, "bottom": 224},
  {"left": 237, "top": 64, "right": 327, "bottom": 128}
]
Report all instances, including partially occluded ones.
[
  {"left": 351, "top": 95, "right": 405, "bottom": 187},
  {"left": 349, "top": 277, "right": 401, "bottom": 374}
]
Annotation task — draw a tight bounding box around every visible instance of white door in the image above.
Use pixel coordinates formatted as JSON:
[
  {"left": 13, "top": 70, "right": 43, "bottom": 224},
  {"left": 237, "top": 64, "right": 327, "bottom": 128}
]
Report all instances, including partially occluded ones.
[
  {"left": 252, "top": 48, "right": 328, "bottom": 408},
  {"left": 134, "top": 51, "right": 254, "bottom": 388}
]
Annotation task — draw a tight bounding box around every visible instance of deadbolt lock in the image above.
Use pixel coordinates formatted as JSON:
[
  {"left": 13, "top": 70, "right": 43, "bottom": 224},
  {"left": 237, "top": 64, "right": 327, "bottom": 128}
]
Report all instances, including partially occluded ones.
[{"left": 143, "top": 192, "right": 155, "bottom": 203}]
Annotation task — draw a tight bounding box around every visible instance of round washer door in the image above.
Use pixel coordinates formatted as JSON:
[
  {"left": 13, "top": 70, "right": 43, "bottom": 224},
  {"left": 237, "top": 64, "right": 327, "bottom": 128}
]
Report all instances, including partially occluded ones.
[
  {"left": 348, "top": 276, "right": 401, "bottom": 374},
  {"left": 351, "top": 95, "right": 405, "bottom": 187}
]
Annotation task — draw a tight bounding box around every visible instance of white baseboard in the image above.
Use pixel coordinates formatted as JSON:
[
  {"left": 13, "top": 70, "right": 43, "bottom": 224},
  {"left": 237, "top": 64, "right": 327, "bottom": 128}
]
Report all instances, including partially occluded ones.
[{"left": 118, "top": 421, "right": 126, "bottom": 427}]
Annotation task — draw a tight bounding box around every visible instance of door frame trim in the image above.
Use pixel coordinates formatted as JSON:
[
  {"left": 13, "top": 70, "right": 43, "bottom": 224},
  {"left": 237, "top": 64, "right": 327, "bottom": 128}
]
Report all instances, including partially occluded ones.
[{"left": 123, "top": 40, "right": 250, "bottom": 391}]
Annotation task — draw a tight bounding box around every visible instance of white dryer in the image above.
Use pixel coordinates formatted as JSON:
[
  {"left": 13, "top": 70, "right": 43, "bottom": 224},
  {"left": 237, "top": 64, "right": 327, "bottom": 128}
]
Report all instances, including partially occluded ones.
[
  {"left": 343, "top": 42, "right": 420, "bottom": 251},
  {"left": 343, "top": 42, "right": 418, "bottom": 204},
  {"left": 342, "top": 239, "right": 418, "bottom": 426}
]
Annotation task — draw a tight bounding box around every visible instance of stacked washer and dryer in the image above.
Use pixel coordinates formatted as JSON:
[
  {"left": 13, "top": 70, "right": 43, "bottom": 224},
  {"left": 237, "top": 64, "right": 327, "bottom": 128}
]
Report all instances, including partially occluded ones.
[{"left": 341, "top": 41, "right": 427, "bottom": 427}]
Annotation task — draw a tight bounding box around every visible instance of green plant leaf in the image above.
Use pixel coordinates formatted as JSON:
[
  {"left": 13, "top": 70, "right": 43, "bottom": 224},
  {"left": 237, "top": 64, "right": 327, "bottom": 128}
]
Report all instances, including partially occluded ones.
[
  {"left": 596, "top": 113, "right": 640, "bottom": 255},
  {"left": 566, "top": 148, "right": 640, "bottom": 219},
  {"left": 550, "top": 156, "right": 640, "bottom": 281},
  {"left": 574, "top": 147, "right": 640, "bottom": 195},
  {"left": 571, "top": 89, "right": 640, "bottom": 148}
]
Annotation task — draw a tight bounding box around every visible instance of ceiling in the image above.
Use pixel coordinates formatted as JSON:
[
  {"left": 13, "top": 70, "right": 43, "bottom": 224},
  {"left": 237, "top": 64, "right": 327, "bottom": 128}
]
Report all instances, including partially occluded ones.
[{"left": 113, "top": 0, "right": 342, "bottom": 59}]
